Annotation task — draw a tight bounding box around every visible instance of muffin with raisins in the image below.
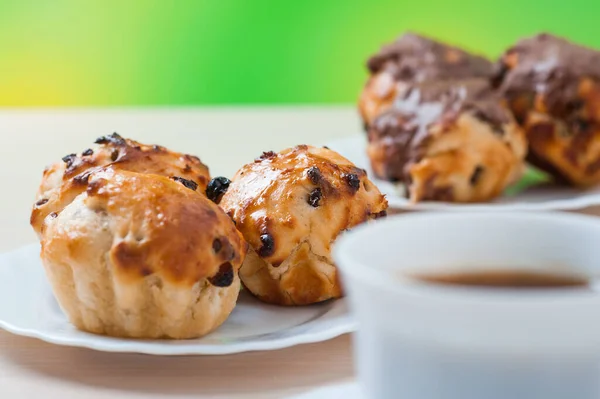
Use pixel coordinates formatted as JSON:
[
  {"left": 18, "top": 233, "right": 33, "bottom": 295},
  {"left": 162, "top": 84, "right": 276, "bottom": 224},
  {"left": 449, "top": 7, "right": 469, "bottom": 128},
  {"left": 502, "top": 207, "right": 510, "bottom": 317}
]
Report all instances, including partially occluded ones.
[
  {"left": 217, "top": 145, "right": 388, "bottom": 305},
  {"left": 31, "top": 134, "right": 245, "bottom": 339}
]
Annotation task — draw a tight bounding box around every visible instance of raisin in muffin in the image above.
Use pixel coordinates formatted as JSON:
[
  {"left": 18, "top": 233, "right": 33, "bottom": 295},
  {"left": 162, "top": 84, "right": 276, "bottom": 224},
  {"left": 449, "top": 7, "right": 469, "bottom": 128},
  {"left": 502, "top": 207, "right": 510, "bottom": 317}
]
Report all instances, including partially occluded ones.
[
  {"left": 494, "top": 33, "right": 600, "bottom": 186},
  {"left": 36, "top": 167, "right": 246, "bottom": 339},
  {"left": 218, "top": 145, "right": 388, "bottom": 306},
  {"left": 368, "top": 79, "right": 526, "bottom": 202},
  {"left": 359, "top": 32, "right": 494, "bottom": 128},
  {"left": 31, "top": 133, "right": 210, "bottom": 236}
]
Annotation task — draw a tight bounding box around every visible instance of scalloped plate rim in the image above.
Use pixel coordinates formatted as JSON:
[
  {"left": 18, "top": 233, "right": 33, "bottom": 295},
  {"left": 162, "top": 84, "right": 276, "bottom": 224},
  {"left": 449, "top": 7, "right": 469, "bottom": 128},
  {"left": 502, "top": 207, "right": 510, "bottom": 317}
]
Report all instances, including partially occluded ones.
[
  {"left": 0, "top": 244, "right": 356, "bottom": 356},
  {"left": 0, "top": 317, "right": 357, "bottom": 356},
  {"left": 326, "top": 135, "right": 600, "bottom": 212}
]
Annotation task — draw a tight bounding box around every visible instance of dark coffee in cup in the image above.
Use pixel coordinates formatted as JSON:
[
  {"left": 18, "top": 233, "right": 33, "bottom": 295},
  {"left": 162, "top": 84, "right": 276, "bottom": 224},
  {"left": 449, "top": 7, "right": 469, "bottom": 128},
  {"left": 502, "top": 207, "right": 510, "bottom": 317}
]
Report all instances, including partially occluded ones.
[{"left": 413, "top": 269, "right": 588, "bottom": 288}]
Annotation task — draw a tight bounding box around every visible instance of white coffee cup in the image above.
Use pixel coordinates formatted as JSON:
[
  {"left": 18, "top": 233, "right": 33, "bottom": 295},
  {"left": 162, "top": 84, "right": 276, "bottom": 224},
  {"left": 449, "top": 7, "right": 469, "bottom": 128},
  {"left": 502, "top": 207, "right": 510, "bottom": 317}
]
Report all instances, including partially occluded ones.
[{"left": 333, "top": 212, "right": 600, "bottom": 399}]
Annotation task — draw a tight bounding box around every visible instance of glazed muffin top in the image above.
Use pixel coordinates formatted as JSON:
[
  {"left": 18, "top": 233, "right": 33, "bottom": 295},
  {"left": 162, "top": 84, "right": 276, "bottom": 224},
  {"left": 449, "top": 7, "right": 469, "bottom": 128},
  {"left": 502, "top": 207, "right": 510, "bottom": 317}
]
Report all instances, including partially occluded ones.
[
  {"left": 367, "top": 32, "right": 494, "bottom": 82},
  {"left": 36, "top": 132, "right": 209, "bottom": 200},
  {"left": 31, "top": 133, "right": 210, "bottom": 235},
  {"left": 219, "top": 145, "right": 388, "bottom": 267},
  {"left": 40, "top": 167, "right": 246, "bottom": 287}
]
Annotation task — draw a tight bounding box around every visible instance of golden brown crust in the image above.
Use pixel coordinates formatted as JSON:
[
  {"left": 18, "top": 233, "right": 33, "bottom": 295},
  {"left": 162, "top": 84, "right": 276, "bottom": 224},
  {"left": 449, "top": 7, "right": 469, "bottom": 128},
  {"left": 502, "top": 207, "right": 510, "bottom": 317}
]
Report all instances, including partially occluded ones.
[
  {"left": 369, "top": 112, "right": 526, "bottom": 203},
  {"left": 44, "top": 168, "right": 246, "bottom": 285},
  {"left": 366, "top": 79, "right": 527, "bottom": 203},
  {"left": 411, "top": 113, "right": 525, "bottom": 202},
  {"left": 512, "top": 80, "right": 600, "bottom": 187},
  {"left": 358, "top": 72, "right": 407, "bottom": 127},
  {"left": 39, "top": 168, "right": 246, "bottom": 339},
  {"left": 31, "top": 133, "right": 210, "bottom": 236},
  {"left": 220, "top": 145, "right": 388, "bottom": 305}
]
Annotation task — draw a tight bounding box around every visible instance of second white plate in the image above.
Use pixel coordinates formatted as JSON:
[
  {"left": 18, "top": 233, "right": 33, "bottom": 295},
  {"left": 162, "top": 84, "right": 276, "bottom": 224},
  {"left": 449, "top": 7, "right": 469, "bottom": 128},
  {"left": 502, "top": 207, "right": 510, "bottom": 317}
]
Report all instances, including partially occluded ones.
[
  {"left": 327, "top": 135, "right": 600, "bottom": 211},
  {"left": 0, "top": 244, "right": 355, "bottom": 355}
]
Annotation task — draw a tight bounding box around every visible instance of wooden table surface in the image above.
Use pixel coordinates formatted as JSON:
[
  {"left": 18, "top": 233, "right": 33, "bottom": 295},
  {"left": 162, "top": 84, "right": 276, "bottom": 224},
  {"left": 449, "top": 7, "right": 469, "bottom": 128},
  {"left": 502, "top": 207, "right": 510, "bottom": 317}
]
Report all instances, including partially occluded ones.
[
  {"left": 2, "top": 107, "right": 599, "bottom": 398},
  {"left": 0, "top": 107, "right": 359, "bottom": 399}
]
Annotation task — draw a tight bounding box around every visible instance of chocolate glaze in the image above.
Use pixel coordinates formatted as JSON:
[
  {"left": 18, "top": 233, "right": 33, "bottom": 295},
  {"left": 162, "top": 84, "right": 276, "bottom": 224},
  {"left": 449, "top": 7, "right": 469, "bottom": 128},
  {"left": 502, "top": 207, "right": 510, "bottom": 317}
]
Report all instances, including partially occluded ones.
[
  {"left": 494, "top": 33, "right": 600, "bottom": 183},
  {"left": 494, "top": 33, "right": 600, "bottom": 118},
  {"left": 367, "top": 32, "right": 494, "bottom": 82},
  {"left": 369, "top": 79, "right": 510, "bottom": 182}
]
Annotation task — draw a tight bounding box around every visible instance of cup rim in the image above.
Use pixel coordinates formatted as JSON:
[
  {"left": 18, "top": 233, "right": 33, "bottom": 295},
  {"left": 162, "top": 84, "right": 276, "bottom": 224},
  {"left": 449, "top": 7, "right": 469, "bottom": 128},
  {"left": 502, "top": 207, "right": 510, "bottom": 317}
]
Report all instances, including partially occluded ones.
[{"left": 333, "top": 211, "right": 600, "bottom": 304}]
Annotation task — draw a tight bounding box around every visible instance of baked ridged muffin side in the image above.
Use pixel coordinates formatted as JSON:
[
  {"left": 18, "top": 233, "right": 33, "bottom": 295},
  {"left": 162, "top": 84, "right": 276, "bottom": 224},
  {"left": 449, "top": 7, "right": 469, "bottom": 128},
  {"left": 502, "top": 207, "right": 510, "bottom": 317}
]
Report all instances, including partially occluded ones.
[{"left": 37, "top": 167, "right": 245, "bottom": 339}]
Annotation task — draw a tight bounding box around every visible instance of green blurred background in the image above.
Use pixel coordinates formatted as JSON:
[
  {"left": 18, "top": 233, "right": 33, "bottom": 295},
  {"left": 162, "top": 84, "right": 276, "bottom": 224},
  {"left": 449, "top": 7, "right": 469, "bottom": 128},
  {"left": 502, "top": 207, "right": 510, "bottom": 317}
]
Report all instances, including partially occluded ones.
[{"left": 1, "top": 0, "right": 598, "bottom": 106}]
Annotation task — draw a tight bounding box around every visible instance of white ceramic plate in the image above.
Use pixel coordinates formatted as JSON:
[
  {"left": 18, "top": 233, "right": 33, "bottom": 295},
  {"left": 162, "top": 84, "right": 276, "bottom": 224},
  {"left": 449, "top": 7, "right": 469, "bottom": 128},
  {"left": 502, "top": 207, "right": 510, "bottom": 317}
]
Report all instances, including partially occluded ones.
[
  {"left": 326, "top": 135, "right": 600, "bottom": 211},
  {"left": 0, "top": 244, "right": 355, "bottom": 355}
]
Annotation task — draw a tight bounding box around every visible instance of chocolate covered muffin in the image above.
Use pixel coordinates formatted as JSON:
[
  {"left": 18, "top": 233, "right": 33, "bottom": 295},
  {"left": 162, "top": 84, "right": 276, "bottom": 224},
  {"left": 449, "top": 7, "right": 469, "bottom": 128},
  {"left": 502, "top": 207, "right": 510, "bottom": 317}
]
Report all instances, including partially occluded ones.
[
  {"left": 359, "top": 33, "right": 494, "bottom": 128},
  {"left": 494, "top": 33, "right": 600, "bottom": 186},
  {"left": 368, "top": 79, "right": 526, "bottom": 202}
]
